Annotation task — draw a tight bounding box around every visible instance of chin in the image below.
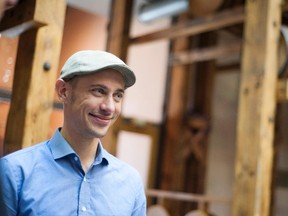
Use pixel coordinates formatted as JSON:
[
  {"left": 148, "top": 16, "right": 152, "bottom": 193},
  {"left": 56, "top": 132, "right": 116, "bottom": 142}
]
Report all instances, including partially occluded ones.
[
  {"left": 93, "top": 129, "right": 108, "bottom": 138},
  {"left": 96, "top": 133, "right": 106, "bottom": 138}
]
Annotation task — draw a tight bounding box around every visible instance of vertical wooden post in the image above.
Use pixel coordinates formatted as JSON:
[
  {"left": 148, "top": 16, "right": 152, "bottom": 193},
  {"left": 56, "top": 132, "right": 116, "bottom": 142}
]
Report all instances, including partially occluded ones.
[
  {"left": 232, "top": 0, "right": 281, "bottom": 215},
  {"left": 159, "top": 14, "right": 192, "bottom": 216},
  {"left": 106, "top": 0, "right": 133, "bottom": 59},
  {"left": 2, "top": 0, "right": 66, "bottom": 154}
]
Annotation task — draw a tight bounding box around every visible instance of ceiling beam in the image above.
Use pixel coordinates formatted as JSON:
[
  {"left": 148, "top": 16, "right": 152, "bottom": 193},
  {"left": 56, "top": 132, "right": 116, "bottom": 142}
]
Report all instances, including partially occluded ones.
[
  {"left": 130, "top": 6, "right": 245, "bottom": 45},
  {"left": 170, "top": 40, "right": 242, "bottom": 65}
]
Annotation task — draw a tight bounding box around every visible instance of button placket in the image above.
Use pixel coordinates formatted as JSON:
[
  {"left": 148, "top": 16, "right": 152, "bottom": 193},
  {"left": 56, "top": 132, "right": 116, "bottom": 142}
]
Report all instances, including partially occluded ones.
[{"left": 78, "top": 174, "right": 90, "bottom": 215}]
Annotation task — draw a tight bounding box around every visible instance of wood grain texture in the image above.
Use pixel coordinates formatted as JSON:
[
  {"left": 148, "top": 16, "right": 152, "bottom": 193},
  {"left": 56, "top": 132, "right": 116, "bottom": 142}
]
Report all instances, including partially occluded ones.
[
  {"left": 3, "top": 0, "right": 66, "bottom": 154},
  {"left": 232, "top": 0, "right": 281, "bottom": 215}
]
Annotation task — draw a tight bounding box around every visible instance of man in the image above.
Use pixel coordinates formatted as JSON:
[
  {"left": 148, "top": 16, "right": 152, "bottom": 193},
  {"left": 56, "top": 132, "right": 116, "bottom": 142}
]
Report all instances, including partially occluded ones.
[
  {"left": 0, "top": 50, "right": 147, "bottom": 215},
  {"left": 0, "top": 0, "right": 18, "bottom": 19}
]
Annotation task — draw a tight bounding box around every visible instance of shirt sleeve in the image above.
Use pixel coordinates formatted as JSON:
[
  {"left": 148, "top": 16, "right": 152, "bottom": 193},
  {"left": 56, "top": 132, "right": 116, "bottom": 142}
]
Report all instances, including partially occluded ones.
[
  {"left": 0, "top": 158, "right": 18, "bottom": 216},
  {"left": 131, "top": 179, "right": 147, "bottom": 216}
]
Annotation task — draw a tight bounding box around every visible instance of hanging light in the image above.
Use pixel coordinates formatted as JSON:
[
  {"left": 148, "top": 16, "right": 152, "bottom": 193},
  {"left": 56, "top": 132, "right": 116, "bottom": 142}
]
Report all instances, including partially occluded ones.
[{"left": 137, "top": 0, "right": 189, "bottom": 23}]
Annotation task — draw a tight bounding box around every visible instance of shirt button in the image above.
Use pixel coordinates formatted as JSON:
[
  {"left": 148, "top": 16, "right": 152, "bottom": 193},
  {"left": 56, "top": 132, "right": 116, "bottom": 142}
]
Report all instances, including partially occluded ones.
[
  {"left": 82, "top": 206, "right": 87, "bottom": 212},
  {"left": 83, "top": 177, "right": 87, "bottom": 182},
  {"left": 74, "top": 156, "right": 78, "bottom": 161}
]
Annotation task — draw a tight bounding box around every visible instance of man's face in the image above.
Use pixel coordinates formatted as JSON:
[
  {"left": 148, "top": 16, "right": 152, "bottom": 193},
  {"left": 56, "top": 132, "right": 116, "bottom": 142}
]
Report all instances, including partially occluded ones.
[
  {"left": 0, "top": 0, "right": 18, "bottom": 20},
  {"left": 61, "top": 69, "right": 125, "bottom": 139}
]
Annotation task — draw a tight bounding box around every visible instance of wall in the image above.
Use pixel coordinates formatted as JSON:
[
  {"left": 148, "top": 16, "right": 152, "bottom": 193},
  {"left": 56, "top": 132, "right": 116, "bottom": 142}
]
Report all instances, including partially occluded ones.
[
  {"left": 0, "top": 36, "right": 18, "bottom": 156},
  {"left": 206, "top": 71, "right": 239, "bottom": 216},
  {"left": 58, "top": 7, "right": 108, "bottom": 72}
]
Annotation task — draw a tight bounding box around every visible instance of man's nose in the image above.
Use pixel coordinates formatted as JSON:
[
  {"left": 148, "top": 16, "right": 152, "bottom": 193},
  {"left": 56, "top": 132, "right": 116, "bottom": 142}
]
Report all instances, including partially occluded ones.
[{"left": 100, "top": 96, "right": 115, "bottom": 113}]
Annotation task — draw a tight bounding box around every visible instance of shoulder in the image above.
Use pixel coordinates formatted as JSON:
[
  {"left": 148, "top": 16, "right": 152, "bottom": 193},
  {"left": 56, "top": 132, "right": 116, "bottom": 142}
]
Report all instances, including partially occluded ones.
[{"left": 0, "top": 141, "right": 50, "bottom": 169}]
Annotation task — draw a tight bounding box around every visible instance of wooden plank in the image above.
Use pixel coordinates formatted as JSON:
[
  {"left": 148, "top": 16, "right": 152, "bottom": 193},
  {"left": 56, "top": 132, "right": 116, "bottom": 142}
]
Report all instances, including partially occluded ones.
[
  {"left": 3, "top": 0, "right": 66, "bottom": 154},
  {"left": 160, "top": 28, "right": 191, "bottom": 192},
  {"left": 189, "top": 32, "right": 216, "bottom": 194},
  {"left": 158, "top": 14, "right": 194, "bottom": 216},
  {"left": 170, "top": 40, "right": 242, "bottom": 65},
  {"left": 130, "top": 6, "right": 245, "bottom": 45},
  {"left": 146, "top": 189, "right": 231, "bottom": 205},
  {"left": 277, "top": 79, "right": 288, "bottom": 102},
  {"left": 106, "top": 0, "right": 133, "bottom": 60},
  {"left": 232, "top": 0, "right": 281, "bottom": 215},
  {"left": 0, "top": 0, "right": 44, "bottom": 37},
  {"left": 216, "top": 63, "right": 241, "bottom": 72}
]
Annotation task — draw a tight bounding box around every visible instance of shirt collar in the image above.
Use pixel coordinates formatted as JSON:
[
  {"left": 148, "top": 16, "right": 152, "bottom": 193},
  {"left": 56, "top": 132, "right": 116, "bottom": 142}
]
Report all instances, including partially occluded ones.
[
  {"left": 49, "top": 128, "right": 109, "bottom": 165},
  {"left": 94, "top": 140, "right": 109, "bottom": 165},
  {"left": 49, "top": 128, "right": 75, "bottom": 160}
]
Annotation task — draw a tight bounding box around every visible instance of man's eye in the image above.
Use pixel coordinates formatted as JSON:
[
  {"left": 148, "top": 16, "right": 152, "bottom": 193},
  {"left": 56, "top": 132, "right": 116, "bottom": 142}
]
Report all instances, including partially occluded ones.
[
  {"left": 114, "top": 92, "right": 124, "bottom": 101},
  {"left": 92, "top": 88, "right": 104, "bottom": 94}
]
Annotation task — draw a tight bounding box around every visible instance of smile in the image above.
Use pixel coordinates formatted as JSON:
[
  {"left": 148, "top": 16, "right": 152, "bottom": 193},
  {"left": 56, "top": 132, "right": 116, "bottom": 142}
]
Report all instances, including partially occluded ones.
[{"left": 89, "top": 113, "right": 114, "bottom": 125}]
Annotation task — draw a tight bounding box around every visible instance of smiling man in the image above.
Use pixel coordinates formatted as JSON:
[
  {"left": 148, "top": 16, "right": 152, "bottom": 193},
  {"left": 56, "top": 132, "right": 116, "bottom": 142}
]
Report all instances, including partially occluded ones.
[{"left": 0, "top": 50, "right": 147, "bottom": 216}]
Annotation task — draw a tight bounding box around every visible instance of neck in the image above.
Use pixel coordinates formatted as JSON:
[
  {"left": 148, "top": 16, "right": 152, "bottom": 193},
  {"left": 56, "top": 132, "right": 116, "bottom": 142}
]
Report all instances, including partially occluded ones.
[{"left": 60, "top": 127, "right": 99, "bottom": 173}]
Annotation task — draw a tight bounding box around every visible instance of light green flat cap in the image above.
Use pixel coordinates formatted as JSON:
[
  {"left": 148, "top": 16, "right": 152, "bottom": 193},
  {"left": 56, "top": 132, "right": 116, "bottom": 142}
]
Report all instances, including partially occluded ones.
[{"left": 60, "top": 50, "right": 136, "bottom": 88}]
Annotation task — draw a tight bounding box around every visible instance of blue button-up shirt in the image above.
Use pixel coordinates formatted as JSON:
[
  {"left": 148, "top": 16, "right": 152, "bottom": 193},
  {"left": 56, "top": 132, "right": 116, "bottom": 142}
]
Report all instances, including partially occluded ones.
[{"left": 0, "top": 129, "right": 146, "bottom": 216}]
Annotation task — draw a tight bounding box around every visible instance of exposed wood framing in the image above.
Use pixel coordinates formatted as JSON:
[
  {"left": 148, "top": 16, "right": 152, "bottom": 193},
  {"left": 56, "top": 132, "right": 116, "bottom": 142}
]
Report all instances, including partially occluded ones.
[
  {"left": 159, "top": 15, "right": 217, "bottom": 216},
  {"left": 161, "top": 39, "right": 191, "bottom": 214},
  {"left": 1, "top": 0, "right": 66, "bottom": 154},
  {"left": 170, "top": 40, "right": 242, "bottom": 65},
  {"left": 130, "top": 6, "right": 245, "bottom": 45},
  {"left": 106, "top": 0, "right": 133, "bottom": 59},
  {"left": 146, "top": 189, "right": 231, "bottom": 210},
  {"left": 160, "top": 16, "right": 191, "bottom": 194},
  {"left": 277, "top": 79, "right": 288, "bottom": 101},
  {"left": 106, "top": 1, "right": 284, "bottom": 215},
  {"left": 232, "top": 0, "right": 281, "bottom": 215},
  {"left": 0, "top": 1, "right": 43, "bottom": 37}
]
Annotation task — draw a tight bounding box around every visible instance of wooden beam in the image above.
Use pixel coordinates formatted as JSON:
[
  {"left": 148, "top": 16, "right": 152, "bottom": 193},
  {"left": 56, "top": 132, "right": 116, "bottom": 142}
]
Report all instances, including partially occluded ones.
[
  {"left": 0, "top": 0, "right": 45, "bottom": 37},
  {"left": 3, "top": 0, "right": 66, "bottom": 154},
  {"left": 232, "top": 0, "right": 281, "bottom": 215},
  {"left": 159, "top": 14, "right": 196, "bottom": 216},
  {"left": 277, "top": 79, "right": 288, "bottom": 102},
  {"left": 146, "top": 189, "right": 231, "bottom": 205},
  {"left": 106, "top": 0, "right": 133, "bottom": 60},
  {"left": 216, "top": 63, "right": 241, "bottom": 72},
  {"left": 170, "top": 40, "right": 242, "bottom": 65},
  {"left": 282, "top": 0, "right": 288, "bottom": 12},
  {"left": 130, "top": 6, "right": 245, "bottom": 45},
  {"left": 160, "top": 16, "right": 191, "bottom": 192}
]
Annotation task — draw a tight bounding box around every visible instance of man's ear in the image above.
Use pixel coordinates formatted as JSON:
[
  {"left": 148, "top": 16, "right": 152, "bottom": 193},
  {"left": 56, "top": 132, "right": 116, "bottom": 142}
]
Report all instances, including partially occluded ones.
[{"left": 55, "top": 79, "right": 69, "bottom": 102}]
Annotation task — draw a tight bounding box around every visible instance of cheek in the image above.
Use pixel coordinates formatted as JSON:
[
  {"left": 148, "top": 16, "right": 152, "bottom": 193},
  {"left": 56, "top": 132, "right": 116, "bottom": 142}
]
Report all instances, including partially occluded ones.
[{"left": 115, "top": 102, "right": 122, "bottom": 114}]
